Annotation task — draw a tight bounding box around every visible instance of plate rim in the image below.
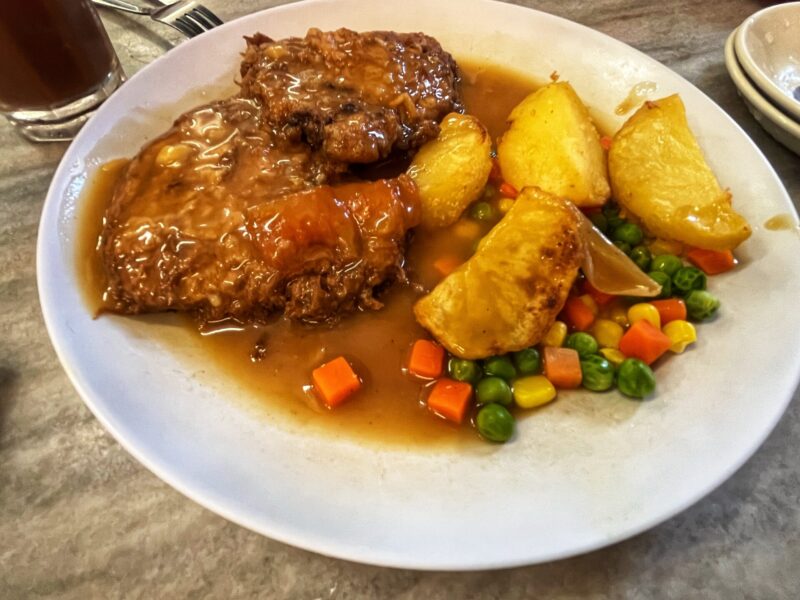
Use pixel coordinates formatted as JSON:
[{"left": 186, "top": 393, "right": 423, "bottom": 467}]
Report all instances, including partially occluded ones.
[{"left": 36, "top": 0, "right": 800, "bottom": 570}]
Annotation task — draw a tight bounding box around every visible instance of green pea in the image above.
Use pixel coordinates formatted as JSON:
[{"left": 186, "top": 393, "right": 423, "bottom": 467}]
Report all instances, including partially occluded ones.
[
  {"left": 565, "top": 332, "right": 599, "bottom": 358},
  {"left": 613, "top": 240, "right": 632, "bottom": 255},
  {"left": 483, "top": 355, "right": 516, "bottom": 381},
  {"left": 580, "top": 355, "right": 615, "bottom": 392},
  {"left": 448, "top": 358, "right": 482, "bottom": 384},
  {"left": 602, "top": 204, "right": 625, "bottom": 230},
  {"left": 589, "top": 212, "right": 608, "bottom": 234},
  {"left": 616, "top": 358, "right": 656, "bottom": 399},
  {"left": 476, "top": 376, "right": 513, "bottom": 406},
  {"left": 612, "top": 222, "right": 644, "bottom": 246},
  {"left": 475, "top": 403, "right": 515, "bottom": 443},
  {"left": 647, "top": 271, "right": 673, "bottom": 299},
  {"left": 672, "top": 266, "right": 707, "bottom": 294},
  {"left": 629, "top": 245, "right": 652, "bottom": 271},
  {"left": 650, "top": 254, "right": 683, "bottom": 277},
  {"left": 685, "top": 290, "right": 720, "bottom": 321},
  {"left": 469, "top": 201, "right": 497, "bottom": 222},
  {"left": 512, "top": 347, "right": 541, "bottom": 375}
]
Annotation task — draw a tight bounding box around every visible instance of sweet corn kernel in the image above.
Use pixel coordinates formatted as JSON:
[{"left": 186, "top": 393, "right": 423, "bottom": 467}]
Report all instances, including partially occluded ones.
[
  {"left": 648, "top": 238, "right": 684, "bottom": 256},
  {"left": 600, "top": 348, "right": 626, "bottom": 366},
  {"left": 627, "top": 303, "right": 661, "bottom": 329},
  {"left": 497, "top": 198, "right": 515, "bottom": 214},
  {"left": 451, "top": 219, "right": 482, "bottom": 240},
  {"left": 607, "top": 303, "right": 630, "bottom": 327},
  {"left": 578, "top": 294, "right": 599, "bottom": 316},
  {"left": 663, "top": 320, "right": 697, "bottom": 353},
  {"left": 592, "top": 319, "right": 624, "bottom": 349},
  {"left": 513, "top": 375, "right": 557, "bottom": 409},
  {"left": 543, "top": 320, "right": 568, "bottom": 347}
]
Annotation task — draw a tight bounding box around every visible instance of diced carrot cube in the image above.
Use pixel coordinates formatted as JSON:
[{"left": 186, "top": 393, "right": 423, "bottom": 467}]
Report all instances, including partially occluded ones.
[
  {"left": 561, "top": 296, "right": 596, "bottom": 331},
  {"left": 543, "top": 347, "right": 582, "bottom": 389},
  {"left": 432, "top": 255, "right": 462, "bottom": 277},
  {"left": 618, "top": 320, "right": 672, "bottom": 365},
  {"left": 427, "top": 378, "right": 473, "bottom": 424},
  {"left": 312, "top": 356, "right": 361, "bottom": 408},
  {"left": 407, "top": 339, "right": 445, "bottom": 379}
]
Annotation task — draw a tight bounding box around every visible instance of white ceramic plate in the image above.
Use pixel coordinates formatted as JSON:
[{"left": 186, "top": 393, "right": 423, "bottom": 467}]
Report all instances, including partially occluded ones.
[
  {"left": 734, "top": 2, "right": 800, "bottom": 122},
  {"left": 726, "top": 29, "right": 800, "bottom": 156},
  {"left": 38, "top": 0, "right": 800, "bottom": 569}
]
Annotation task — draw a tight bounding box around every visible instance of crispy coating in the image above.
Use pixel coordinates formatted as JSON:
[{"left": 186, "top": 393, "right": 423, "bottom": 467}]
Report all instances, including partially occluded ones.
[{"left": 414, "top": 187, "right": 584, "bottom": 359}]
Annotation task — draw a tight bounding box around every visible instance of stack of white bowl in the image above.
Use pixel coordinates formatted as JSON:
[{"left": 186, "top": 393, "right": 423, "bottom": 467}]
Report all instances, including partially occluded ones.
[{"left": 725, "top": 2, "right": 800, "bottom": 155}]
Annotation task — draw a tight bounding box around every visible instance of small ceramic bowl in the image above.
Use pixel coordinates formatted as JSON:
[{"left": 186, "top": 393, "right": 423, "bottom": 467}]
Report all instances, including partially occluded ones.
[
  {"left": 734, "top": 2, "right": 800, "bottom": 122},
  {"left": 725, "top": 29, "right": 800, "bottom": 156}
]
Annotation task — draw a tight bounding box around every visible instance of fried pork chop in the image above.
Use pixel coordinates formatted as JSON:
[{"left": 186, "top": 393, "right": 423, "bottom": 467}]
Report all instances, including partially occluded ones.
[
  {"left": 239, "top": 28, "right": 462, "bottom": 163},
  {"left": 100, "top": 29, "right": 459, "bottom": 326}
]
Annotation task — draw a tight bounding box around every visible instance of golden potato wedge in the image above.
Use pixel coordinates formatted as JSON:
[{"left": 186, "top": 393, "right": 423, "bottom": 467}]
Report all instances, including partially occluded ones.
[
  {"left": 497, "top": 82, "right": 610, "bottom": 207},
  {"left": 609, "top": 95, "right": 751, "bottom": 250},
  {"left": 407, "top": 113, "right": 493, "bottom": 229},
  {"left": 414, "top": 187, "right": 584, "bottom": 359}
]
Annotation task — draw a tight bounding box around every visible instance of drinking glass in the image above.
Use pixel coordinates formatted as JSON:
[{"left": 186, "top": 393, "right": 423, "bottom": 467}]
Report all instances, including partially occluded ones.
[{"left": 0, "top": 0, "right": 124, "bottom": 142}]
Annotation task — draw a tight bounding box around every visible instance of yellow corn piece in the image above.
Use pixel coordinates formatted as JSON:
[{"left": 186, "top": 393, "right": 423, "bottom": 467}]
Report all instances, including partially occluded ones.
[
  {"left": 606, "top": 303, "right": 629, "bottom": 327},
  {"left": 592, "top": 319, "right": 624, "bottom": 349},
  {"left": 497, "top": 198, "right": 515, "bottom": 214},
  {"left": 600, "top": 348, "right": 626, "bottom": 366},
  {"left": 513, "top": 375, "right": 557, "bottom": 409},
  {"left": 663, "top": 320, "right": 697, "bottom": 353},
  {"left": 648, "top": 238, "right": 684, "bottom": 256},
  {"left": 542, "top": 320, "right": 568, "bottom": 347},
  {"left": 451, "top": 219, "right": 482, "bottom": 240},
  {"left": 578, "top": 294, "right": 599, "bottom": 316},
  {"left": 628, "top": 303, "right": 661, "bottom": 329}
]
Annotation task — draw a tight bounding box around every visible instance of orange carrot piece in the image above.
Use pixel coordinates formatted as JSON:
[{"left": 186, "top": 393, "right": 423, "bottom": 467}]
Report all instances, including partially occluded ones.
[
  {"left": 582, "top": 280, "right": 616, "bottom": 306},
  {"left": 600, "top": 135, "right": 612, "bottom": 150},
  {"left": 499, "top": 182, "right": 519, "bottom": 199},
  {"left": 489, "top": 158, "right": 503, "bottom": 184},
  {"left": 407, "top": 339, "right": 445, "bottom": 379},
  {"left": 543, "top": 347, "right": 582, "bottom": 389},
  {"left": 312, "top": 356, "right": 361, "bottom": 408},
  {"left": 432, "top": 255, "right": 462, "bottom": 277},
  {"left": 427, "top": 378, "right": 473, "bottom": 424},
  {"left": 649, "top": 298, "right": 687, "bottom": 325},
  {"left": 561, "top": 296, "right": 596, "bottom": 331},
  {"left": 686, "top": 247, "right": 736, "bottom": 275},
  {"left": 618, "top": 320, "right": 672, "bottom": 365}
]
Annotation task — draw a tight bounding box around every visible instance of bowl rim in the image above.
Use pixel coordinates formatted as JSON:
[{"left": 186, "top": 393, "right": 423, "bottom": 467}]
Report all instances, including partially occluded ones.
[
  {"left": 725, "top": 28, "right": 800, "bottom": 139},
  {"left": 734, "top": 2, "right": 800, "bottom": 121}
]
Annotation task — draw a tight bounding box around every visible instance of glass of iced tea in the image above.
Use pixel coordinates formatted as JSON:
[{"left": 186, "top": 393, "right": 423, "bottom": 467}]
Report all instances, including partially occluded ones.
[{"left": 0, "top": 0, "right": 124, "bottom": 142}]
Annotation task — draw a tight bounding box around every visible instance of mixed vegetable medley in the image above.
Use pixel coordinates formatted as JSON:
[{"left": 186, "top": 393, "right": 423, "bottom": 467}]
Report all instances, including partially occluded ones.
[{"left": 309, "top": 78, "right": 751, "bottom": 444}]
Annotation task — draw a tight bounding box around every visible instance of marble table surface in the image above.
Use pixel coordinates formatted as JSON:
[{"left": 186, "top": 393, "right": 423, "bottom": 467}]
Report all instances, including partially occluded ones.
[{"left": 2, "top": 0, "right": 799, "bottom": 597}]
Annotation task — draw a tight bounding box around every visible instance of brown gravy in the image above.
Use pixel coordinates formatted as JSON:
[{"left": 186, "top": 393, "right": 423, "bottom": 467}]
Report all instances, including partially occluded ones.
[{"left": 78, "top": 62, "right": 541, "bottom": 446}]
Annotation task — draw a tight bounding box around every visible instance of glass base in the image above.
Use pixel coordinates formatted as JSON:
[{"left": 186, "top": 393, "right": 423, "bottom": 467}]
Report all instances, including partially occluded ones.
[{"left": 6, "top": 62, "right": 124, "bottom": 142}]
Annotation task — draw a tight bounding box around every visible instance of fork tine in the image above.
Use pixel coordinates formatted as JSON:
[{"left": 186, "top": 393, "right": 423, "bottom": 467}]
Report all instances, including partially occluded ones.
[
  {"left": 166, "top": 18, "right": 195, "bottom": 38},
  {"left": 186, "top": 7, "right": 218, "bottom": 30},
  {"left": 194, "top": 5, "right": 224, "bottom": 27},
  {"left": 175, "top": 14, "right": 204, "bottom": 37}
]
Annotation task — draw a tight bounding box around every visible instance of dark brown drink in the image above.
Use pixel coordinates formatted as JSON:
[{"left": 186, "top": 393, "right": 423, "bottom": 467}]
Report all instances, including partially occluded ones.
[{"left": 0, "top": 0, "right": 123, "bottom": 141}]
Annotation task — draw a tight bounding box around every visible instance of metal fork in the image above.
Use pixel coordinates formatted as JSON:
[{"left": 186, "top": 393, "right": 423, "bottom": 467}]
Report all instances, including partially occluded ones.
[{"left": 92, "top": 0, "right": 224, "bottom": 38}]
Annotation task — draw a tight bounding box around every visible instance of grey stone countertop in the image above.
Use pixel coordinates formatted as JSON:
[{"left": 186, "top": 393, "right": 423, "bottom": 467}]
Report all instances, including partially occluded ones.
[{"left": 2, "top": 0, "right": 799, "bottom": 597}]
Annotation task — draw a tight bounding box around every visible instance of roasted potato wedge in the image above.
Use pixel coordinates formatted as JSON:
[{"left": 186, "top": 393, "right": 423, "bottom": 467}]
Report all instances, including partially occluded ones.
[
  {"left": 407, "top": 113, "right": 493, "bottom": 228},
  {"left": 609, "top": 95, "right": 751, "bottom": 250},
  {"left": 414, "top": 187, "right": 584, "bottom": 359},
  {"left": 497, "top": 82, "right": 610, "bottom": 207}
]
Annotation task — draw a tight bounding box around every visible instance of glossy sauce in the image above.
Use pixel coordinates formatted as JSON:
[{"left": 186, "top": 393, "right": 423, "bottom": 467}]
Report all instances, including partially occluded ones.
[
  {"left": 79, "top": 62, "right": 541, "bottom": 446},
  {"left": 764, "top": 213, "right": 797, "bottom": 231},
  {"left": 615, "top": 81, "right": 658, "bottom": 115}
]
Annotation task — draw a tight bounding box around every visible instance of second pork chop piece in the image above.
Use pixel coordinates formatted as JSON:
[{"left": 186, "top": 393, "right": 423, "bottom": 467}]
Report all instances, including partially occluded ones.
[
  {"left": 239, "top": 28, "right": 462, "bottom": 163},
  {"left": 100, "top": 95, "right": 421, "bottom": 325}
]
